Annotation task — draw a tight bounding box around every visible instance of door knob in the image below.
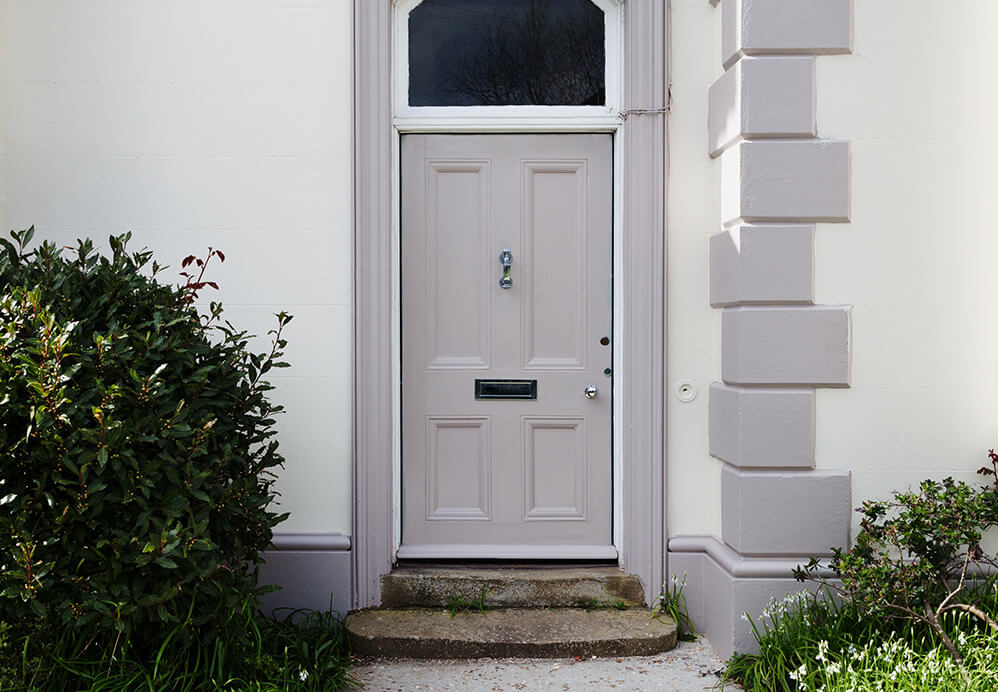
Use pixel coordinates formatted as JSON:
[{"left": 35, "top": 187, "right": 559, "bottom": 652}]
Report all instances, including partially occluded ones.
[{"left": 585, "top": 384, "right": 599, "bottom": 400}]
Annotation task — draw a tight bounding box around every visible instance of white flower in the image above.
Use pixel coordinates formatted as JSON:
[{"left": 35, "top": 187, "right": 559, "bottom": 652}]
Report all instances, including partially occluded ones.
[
  {"left": 816, "top": 640, "right": 830, "bottom": 664},
  {"left": 299, "top": 670, "right": 309, "bottom": 681}
]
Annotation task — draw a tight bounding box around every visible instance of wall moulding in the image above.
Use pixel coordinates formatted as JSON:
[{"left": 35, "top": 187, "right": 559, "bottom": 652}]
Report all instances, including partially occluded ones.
[
  {"left": 354, "top": 0, "right": 669, "bottom": 608},
  {"left": 271, "top": 533, "right": 352, "bottom": 551}
]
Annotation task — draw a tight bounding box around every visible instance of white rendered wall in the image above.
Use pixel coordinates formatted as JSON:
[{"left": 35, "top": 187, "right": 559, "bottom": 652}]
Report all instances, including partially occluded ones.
[
  {"left": 0, "top": 0, "right": 354, "bottom": 535},
  {"left": 815, "top": 2, "right": 998, "bottom": 538},
  {"left": 0, "top": 2, "right": 7, "bottom": 231},
  {"left": 666, "top": 0, "right": 723, "bottom": 538}
]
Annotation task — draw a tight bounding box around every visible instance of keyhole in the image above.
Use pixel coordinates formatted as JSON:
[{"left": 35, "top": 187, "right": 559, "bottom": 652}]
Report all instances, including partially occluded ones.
[{"left": 600, "top": 336, "right": 610, "bottom": 346}]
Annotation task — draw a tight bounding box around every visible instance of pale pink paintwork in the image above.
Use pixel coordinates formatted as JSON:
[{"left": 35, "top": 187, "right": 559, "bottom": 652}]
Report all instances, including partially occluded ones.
[{"left": 400, "top": 134, "right": 613, "bottom": 558}]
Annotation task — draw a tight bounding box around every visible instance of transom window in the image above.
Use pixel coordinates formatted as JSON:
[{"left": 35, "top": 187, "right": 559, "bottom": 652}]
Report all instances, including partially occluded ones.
[
  {"left": 409, "top": 0, "right": 605, "bottom": 106},
  {"left": 395, "top": 0, "right": 621, "bottom": 121}
]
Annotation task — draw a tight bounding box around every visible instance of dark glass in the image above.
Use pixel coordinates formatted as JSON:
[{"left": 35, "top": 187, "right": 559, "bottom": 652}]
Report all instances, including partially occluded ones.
[{"left": 409, "top": 0, "right": 606, "bottom": 107}]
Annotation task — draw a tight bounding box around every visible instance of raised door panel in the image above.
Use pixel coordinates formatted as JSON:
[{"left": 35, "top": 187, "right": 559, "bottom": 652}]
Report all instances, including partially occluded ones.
[
  {"left": 522, "top": 161, "right": 589, "bottom": 370},
  {"left": 425, "top": 417, "right": 491, "bottom": 520},
  {"left": 523, "top": 417, "right": 587, "bottom": 520},
  {"left": 424, "top": 161, "right": 491, "bottom": 369}
]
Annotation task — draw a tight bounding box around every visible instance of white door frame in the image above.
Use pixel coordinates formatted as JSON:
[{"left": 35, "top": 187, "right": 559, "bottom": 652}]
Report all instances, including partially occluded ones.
[{"left": 353, "top": 0, "right": 668, "bottom": 608}]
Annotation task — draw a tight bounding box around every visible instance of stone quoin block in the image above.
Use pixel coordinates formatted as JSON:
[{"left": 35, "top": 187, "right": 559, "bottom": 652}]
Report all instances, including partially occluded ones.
[
  {"left": 722, "top": 0, "right": 852, "bottom": 69},
  {"left": 709, "top": 224, "right": 814, "bottom": 306},
  {"left": 721, "top": 466, "right": 851, "bottom": 556},
  {"left": 709, "top": 56, "right": 816, "bottom": 157},
  {"left": 709, "top": 382, "right": 815, "bottom": 468},
  {"left": 720, "top": 139, "right": 850, "bottom": 225},
  {"left": 721, "top": 306, "right": 850, "bottom": 386}
]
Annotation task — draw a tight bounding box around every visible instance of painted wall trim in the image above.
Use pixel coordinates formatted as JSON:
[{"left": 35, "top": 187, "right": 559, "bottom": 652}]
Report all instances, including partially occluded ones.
[
  {"left": 668, "top": 535, "right": 835, "bottom": 579},
  {"left": 669, "top": 544, "right": 831, "bottom": 657},
  {"left": 271, "top": 533, "right": 352, "bottom": 551},
  {"left": 353, "top": 0, "right": 394, "bottom": 609},
  {"left": 617, "top": 0, "right": 670, "bottom": 602},
  {"left": 353, "top": 0, "right": 669, "bottom": 607}
]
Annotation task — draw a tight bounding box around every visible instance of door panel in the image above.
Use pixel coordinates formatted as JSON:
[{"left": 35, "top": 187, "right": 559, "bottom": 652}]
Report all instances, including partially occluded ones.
[
  {"left": 424, "top": 161, "right": 492, "bottom": 369},
  {"left": 523, "top": 162, "right": 589, "bottom": 370},
  {"left": 425, "top": 417, "right": 491, "bottom": 520},
  {"left": 523, "top": 417, "right": 587, "bottom": 520},
  {"left": 401, "top": 134, "right": 613, "bottom": 558}
]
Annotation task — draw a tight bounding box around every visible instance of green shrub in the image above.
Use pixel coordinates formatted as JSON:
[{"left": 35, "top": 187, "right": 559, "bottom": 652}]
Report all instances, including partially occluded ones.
[
  {"left": 795, "top": 469, "right": 998, "bottom": 672},
  {"left": 0, "top": 228, "right": 291, "bottom": 657}
]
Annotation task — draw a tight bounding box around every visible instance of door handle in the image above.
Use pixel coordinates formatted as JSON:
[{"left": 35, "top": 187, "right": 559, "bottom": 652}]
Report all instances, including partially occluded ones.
[
  {"left": 499, "top": 249, "right": 513, "bottom": 289},
  {"left": 585, "top": 384, "right": 599, "bottom": 400}
]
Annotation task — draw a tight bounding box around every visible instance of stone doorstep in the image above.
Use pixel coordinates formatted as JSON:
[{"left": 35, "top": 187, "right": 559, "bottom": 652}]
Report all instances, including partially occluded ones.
[
  {"left": 380, "top": 566, "right": 645, "bottom": 609},
  {"left": 346, "top": 607, "right": 678, "bottom": 659}
]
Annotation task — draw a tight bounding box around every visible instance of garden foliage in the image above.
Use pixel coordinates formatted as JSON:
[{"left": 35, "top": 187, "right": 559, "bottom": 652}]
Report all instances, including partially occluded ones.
[
  {"left": 795, "top": 460, "right": 998, "bottom": 670},
  {"left": 724, "top": 451, "right": 998, "bottom": 689},
  {"left": 0, "top": 228, "right": 291, "bottom": 656}
]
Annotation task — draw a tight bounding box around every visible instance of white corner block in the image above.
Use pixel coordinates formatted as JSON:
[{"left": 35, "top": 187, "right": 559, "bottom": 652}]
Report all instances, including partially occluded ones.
[
  {"left": 722, "top": 0, "right": 852, "bottom": 68},
  {"left": 709, "top": 383, "right": 815, "bottom": 468},
  {"left": 721, "top": 466, "right": 851, "bottom": 556},
  {"left": 722, "top": 306, "right": 850, "bottom": 386},
  {"left": 720, "top": 140, "right": 850, "bottom": 224},
  {"left": 709, "top": 57, "right": 815, "bottom": 157},
  {"left": 710, "top": 225, "right": 813, "bottom": 306}
]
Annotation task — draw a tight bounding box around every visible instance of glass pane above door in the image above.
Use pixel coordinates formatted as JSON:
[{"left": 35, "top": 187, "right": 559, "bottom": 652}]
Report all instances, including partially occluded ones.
[{"left": 408, "top": 0, "right": 606, "bottom": 107}]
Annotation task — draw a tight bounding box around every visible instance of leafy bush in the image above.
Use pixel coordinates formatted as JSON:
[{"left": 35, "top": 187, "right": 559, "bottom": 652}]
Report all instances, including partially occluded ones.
[
  {"left": 0, "top": 228, "right": 291, "bottom": 657},
  {"left": 795, "top": 467, "right": 998, "bottom": 672}
]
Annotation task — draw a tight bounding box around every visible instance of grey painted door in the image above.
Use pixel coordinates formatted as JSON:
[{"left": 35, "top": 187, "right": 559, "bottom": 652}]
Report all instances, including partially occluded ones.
[{"left": 400, "top": 134, "right": 613, "bottom": 559}]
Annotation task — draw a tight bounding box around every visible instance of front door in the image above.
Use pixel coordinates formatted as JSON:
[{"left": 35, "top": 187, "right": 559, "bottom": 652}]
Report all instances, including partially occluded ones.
[{"left": 399, "top": 134, "right": 613, "bottom": 559}]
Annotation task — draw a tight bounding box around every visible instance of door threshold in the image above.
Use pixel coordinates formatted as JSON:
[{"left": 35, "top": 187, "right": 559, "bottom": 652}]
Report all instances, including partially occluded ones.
[
  {"left": 395, "top": 559, "right": 621, "bottom": 569},
  {"left": 396, "top": 544, "right": 619, "bottom": 561}
]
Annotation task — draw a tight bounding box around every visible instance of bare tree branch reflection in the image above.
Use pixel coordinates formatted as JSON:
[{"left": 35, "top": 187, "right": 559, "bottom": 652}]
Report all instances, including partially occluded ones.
[{"left": 439, "top": 0, "right": 605, "bottom": 106}]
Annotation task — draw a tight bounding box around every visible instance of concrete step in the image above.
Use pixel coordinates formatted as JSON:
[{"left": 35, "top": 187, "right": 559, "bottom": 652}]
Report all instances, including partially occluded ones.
[
  {"left": 346, "top": 607, "right": 677, "bottom": 659},
  {"left": 380, "top": 566, "right": 645, "bottom": 609}
]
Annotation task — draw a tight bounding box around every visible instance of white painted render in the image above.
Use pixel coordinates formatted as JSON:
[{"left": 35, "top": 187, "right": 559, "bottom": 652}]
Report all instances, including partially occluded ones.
[
  {"left": 814, "top": 1, "right": 998, "bottom": 538},
  {"left": 0, "top": 0, "right": 354, "bottom": 534},
  {"left": 1, "top": 0, "right": 995, "bottom": 557},
  {"left": 665, "top": 0, "right": 723, "bottom": 537}
]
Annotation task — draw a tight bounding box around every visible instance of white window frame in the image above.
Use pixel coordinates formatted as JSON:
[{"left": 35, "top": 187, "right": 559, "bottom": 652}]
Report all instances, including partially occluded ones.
[{"left": 393, "top": 0, "right": 623, "bottom": 132}]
